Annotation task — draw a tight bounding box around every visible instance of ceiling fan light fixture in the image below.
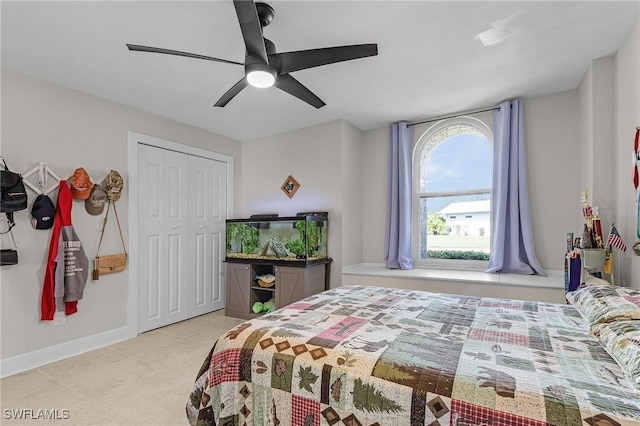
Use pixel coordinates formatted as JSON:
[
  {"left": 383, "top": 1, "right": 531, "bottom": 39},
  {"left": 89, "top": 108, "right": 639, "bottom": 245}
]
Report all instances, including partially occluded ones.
[
  {"left": 127, "top": 1, "right": 378, "bottom": 107},
  {"left": 246, "top": 64, "right": 276, "bottom": 88}
]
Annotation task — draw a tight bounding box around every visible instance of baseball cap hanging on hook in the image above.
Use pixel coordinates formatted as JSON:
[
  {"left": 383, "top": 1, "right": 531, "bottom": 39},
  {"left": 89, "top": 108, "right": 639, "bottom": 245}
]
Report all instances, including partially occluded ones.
[
  {"left": 31, "top": 194, "right": 56, "bottom": 229},
  {"left": 85, "top": 184, "right": 107, "bottom": 215},
  {"left": 70, "top": 167, "right": 92, "bottom": 200},
  {"left": 105, "top": 170, "right": 123, "bottom": 202}
]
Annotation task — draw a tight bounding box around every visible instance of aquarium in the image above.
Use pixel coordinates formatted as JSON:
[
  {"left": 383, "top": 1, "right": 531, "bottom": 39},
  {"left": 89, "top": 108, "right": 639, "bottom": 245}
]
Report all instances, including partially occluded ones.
[{"left": 226, "top": 212, "right": 328, "bottom": 265}]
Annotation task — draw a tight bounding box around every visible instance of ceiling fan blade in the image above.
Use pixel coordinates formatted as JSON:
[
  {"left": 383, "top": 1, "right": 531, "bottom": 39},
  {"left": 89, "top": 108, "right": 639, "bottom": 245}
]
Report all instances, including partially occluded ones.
[
  {"left": 126, "top": 44, "right": 244, "bottom": 66},
  {"left": 272, "top": 44, "right": 378, "bottom": 74},
  {"left": 233, "top": 0, "right": 268, "bottom": 64},
  {"left": 274, "top": 74, "right": 325, "bottom": 109},
  {"left": 214, "top": 77, "right": 249, "bottom": 107}
]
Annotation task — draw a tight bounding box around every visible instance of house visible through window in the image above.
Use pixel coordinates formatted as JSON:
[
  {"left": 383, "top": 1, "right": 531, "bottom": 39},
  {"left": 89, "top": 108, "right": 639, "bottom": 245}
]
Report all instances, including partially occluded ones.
[{"left": 413, "top": 117, "right": 492, "bottom": 267}]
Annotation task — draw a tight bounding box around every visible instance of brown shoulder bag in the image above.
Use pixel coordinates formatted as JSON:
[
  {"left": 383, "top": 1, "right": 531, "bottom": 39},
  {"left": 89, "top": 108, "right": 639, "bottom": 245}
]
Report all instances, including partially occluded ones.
[{"left": 93, "top": 200, "right": 127, "bottom": 280}]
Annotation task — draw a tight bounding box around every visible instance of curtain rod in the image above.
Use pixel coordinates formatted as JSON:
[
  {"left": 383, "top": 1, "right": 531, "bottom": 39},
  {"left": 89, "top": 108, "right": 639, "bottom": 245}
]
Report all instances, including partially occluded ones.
[{"left": 407, "top": 106, "right": 501, "bottom": 127}]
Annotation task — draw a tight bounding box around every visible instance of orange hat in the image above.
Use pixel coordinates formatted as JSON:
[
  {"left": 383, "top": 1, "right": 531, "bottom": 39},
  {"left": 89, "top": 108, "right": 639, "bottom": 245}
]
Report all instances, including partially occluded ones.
[{"left": 70, "top": 167, "right": 93, "bottom": 200}]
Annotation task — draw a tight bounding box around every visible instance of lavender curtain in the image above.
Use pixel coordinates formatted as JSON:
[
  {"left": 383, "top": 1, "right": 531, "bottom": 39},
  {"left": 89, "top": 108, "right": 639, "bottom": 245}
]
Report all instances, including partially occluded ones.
[
  {"left": 486, "top": 99, "right": 546, "bottom": 275},
  {"left": 385, "top": 121, "right": 413, "bottom": 269}
]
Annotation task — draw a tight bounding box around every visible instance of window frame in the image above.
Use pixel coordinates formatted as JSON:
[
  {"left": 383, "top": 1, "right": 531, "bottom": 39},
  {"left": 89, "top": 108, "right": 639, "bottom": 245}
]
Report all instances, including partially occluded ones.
[{"left": 412, "top": 116, "right": 493, "bottom": 270}]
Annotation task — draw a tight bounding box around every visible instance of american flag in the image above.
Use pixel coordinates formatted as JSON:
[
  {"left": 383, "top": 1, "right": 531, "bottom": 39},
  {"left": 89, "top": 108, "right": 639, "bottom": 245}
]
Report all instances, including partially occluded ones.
[{"left": 607, "top": 225, "right": 627, "bottom": 252}]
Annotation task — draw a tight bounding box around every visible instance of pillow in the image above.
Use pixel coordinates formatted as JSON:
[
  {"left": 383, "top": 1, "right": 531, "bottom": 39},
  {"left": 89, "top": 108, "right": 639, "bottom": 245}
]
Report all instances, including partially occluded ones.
[
  {"left": 591, "top": 320, "right": 640, "bottom": 389},
  {"left": 566, "top": 285, "right": 640, "bottom": 325}
]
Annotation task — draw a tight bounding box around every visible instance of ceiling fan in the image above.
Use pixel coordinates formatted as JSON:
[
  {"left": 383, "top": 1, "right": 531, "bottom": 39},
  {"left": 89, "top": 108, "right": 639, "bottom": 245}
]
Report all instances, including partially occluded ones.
[{"left": 127, "top": 0, "right": 378, "bottom": 109}]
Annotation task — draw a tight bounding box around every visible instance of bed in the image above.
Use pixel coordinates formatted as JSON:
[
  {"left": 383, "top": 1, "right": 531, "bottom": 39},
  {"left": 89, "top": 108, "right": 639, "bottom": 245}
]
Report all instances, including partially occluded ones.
[{"left": 186, "top": 285, "right": 640, "bottom": 425}]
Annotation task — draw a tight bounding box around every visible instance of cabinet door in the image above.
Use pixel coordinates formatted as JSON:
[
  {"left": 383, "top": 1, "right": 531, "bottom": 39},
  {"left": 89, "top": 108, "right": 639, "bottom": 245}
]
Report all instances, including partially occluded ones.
[
  {"left": 275, "top": 266, "right": 305, "bottom": 308},
  {"left": 226, "top": 263, "right": 251, "bottom": 314}
]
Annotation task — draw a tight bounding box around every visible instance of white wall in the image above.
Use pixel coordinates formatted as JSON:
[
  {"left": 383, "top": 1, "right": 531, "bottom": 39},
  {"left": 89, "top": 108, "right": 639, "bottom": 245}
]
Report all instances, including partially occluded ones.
[
  {"left": 591, "top": 57, "right": 616, "bottom": 233},
  {"left": 614, "top": 22, "right": 640, "bottom": 289},
  {"left": 238, "top": 119, "right": 364, "bottom": 288},
  {"left": 577, "top": 56, "right": 616, "bottom": 246},
  {"left": 239, "top": 120, "right": 345, "bottom": 287},
  {"left": 361, "top": 126, "right": 388, "bottom": 263},
  {"left": 575, "top": 23, "right": 640, "bottom": 288},
  {"left": 361, "top": 98, "right": 579, "bottom": 271},
  {"left": 524, "top": 91, "right": 580, "bottom": 270},
  {"left": 340, "top": 121, "right": 364, "bottom": 268},
  {"left": 0, "top": 68, "right": 241, "bottom": 367},
  {"left": 578, "top": 63, "right": 595, "bottom": 226}
]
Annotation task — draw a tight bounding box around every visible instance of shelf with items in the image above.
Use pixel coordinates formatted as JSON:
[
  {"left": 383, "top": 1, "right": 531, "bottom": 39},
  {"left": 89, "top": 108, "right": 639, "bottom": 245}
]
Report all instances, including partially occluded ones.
[
  {"left": 250, "top": 288, "right": 276, "bottom": 315},
  {"left": 249, "top": 265, "right": 277, "bottom": 314},
  {"left": 250, "top": 285, "right": 275, "bottom": 292},
  {"left": 252, "top": 265, "right": 276, "bottom": 287}
]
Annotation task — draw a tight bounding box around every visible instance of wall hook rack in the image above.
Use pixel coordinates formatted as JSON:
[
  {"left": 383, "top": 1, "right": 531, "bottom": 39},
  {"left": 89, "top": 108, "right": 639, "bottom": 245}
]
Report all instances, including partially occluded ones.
[
  {"left": 21, "top": 164, "right": 109, "bottom": 197},
  {"left": 21, "top": 163, "right": 68, "bottom": 196}
]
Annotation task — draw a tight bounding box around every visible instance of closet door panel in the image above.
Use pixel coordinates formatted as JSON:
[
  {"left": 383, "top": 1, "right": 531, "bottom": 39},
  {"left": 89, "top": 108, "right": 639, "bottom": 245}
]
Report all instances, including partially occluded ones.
[
  {"left": 189, "top": 156, "right": 210, "bottom": 317},
  {"left": 138, "top": 144, "right": 166, "bottom": 332},
  {"left": 145, "top": 234, "right": 162, "bottom": 320},
  {"left": 211, "top": 232, "right": 222, "bottom": 304},
  {"left": 194, "top": 232, "right": 206, "bottom": 306},
  {"left": 188, "top": 156, "right": 226, "bottom": 316},
  {"left": 138, "top": 145, "right": 189, "bottom": 332},
  {"left": 167, "top": 233, "right": 182, "bottom": 314},
  {"left": 164, "top": 150, "right": 189, "bottom": 325},
  {"left": 208, "top": 158, "right": 227, "bottom": 308}
]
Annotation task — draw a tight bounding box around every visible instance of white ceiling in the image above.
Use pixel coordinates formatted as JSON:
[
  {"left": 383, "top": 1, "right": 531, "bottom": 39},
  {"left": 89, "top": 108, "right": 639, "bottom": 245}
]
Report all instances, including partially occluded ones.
[{"left": 2, "top": 1, "right": 638, "bottom": 141}]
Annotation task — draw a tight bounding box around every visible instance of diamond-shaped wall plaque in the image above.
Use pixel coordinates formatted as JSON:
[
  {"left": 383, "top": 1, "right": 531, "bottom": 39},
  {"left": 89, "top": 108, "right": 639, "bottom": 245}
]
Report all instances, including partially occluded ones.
[{"left": 281, "top": 175, "right": 300, "bottom": 199}]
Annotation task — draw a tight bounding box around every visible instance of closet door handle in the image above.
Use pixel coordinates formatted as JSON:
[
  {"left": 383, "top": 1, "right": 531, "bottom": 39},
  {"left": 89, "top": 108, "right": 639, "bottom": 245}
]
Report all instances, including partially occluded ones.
[{"left": 172, "top": 225, "right": 177, "bottom": 229}]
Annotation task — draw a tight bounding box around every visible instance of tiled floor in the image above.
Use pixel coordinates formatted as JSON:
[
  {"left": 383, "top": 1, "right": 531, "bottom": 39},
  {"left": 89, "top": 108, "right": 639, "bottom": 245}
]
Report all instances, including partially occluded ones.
[{"left": 0, "top": 310, "right": 244, "bottom": 425}]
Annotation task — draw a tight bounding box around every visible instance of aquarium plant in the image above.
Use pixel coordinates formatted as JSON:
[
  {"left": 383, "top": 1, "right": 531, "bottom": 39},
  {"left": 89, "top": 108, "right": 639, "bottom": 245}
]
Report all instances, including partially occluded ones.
[
  {"left": 226, "top": 223, "right": 241, "bottom": 251},
  {"left": 292, "top": 219, "right": 320, "bottom": 256},
  {"left": 285, "top": 238, "right": 306, "bottom": 258},
  {"left": 240, "top": 224, "right": 260, "bottom": 254},
  {"left": 227, "top": 223, "right": 259, "bottom": 254}
]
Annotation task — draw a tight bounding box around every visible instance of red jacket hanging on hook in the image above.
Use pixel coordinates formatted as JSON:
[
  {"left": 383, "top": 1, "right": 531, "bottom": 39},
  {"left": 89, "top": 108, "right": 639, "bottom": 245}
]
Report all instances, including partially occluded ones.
[
  {"left": 41, "top": 181, "right": 89, "bottom": 320},
  {"left": 634, "top": 129, "right": 639, "bottom": 190}
]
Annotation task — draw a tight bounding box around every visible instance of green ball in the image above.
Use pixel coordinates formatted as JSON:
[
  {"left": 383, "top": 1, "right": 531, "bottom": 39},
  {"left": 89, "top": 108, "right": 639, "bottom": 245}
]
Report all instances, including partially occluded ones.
[{"left": 252, "top": 302, "right": 263, "bottom": 313}]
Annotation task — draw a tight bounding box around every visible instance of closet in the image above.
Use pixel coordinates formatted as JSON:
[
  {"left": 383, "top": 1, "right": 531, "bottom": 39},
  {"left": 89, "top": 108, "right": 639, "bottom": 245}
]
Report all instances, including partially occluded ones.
[{"left": 137, "top": 144, "right": 227, "bottom": 332}]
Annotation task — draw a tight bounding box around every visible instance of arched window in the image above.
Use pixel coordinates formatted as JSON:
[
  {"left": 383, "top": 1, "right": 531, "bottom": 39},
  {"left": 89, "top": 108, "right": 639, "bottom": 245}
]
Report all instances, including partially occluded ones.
[{"left": 413, "top": 117, "right": 493, "bottom": 268}]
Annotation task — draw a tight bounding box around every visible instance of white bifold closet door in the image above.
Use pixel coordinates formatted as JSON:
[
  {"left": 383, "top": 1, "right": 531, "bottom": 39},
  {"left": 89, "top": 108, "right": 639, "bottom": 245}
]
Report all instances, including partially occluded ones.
[
  {"left": 188, "top": 155, "right": 226, "bottom": 318},
  {"left": 137, "top": 144, "right": 226, "bottom": 333}
]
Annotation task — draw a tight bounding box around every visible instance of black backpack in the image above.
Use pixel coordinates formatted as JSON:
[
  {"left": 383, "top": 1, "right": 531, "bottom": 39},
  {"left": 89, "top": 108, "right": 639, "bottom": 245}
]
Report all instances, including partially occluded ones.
[{"left": 0, "top": 158, "right": 28, "bottom": 229}]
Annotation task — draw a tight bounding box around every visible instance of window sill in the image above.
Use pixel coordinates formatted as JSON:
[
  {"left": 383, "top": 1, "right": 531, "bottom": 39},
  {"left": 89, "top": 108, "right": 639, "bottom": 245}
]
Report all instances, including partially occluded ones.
[{"left": 341, "top": 263, "right": 565, "bottom": 303}]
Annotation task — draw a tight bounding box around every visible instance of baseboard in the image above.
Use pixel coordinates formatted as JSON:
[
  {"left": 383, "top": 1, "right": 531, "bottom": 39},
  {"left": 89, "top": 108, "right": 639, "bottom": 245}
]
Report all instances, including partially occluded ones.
[{"left": 0, "top": 326, "right": 135, "bottom": 378}]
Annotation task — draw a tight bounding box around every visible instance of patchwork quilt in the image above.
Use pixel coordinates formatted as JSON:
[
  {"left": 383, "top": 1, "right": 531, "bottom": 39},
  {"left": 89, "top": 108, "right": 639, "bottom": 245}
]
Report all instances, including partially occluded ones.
[{"left": 187, "top": 286, "right": 640, "bottom": 425}]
